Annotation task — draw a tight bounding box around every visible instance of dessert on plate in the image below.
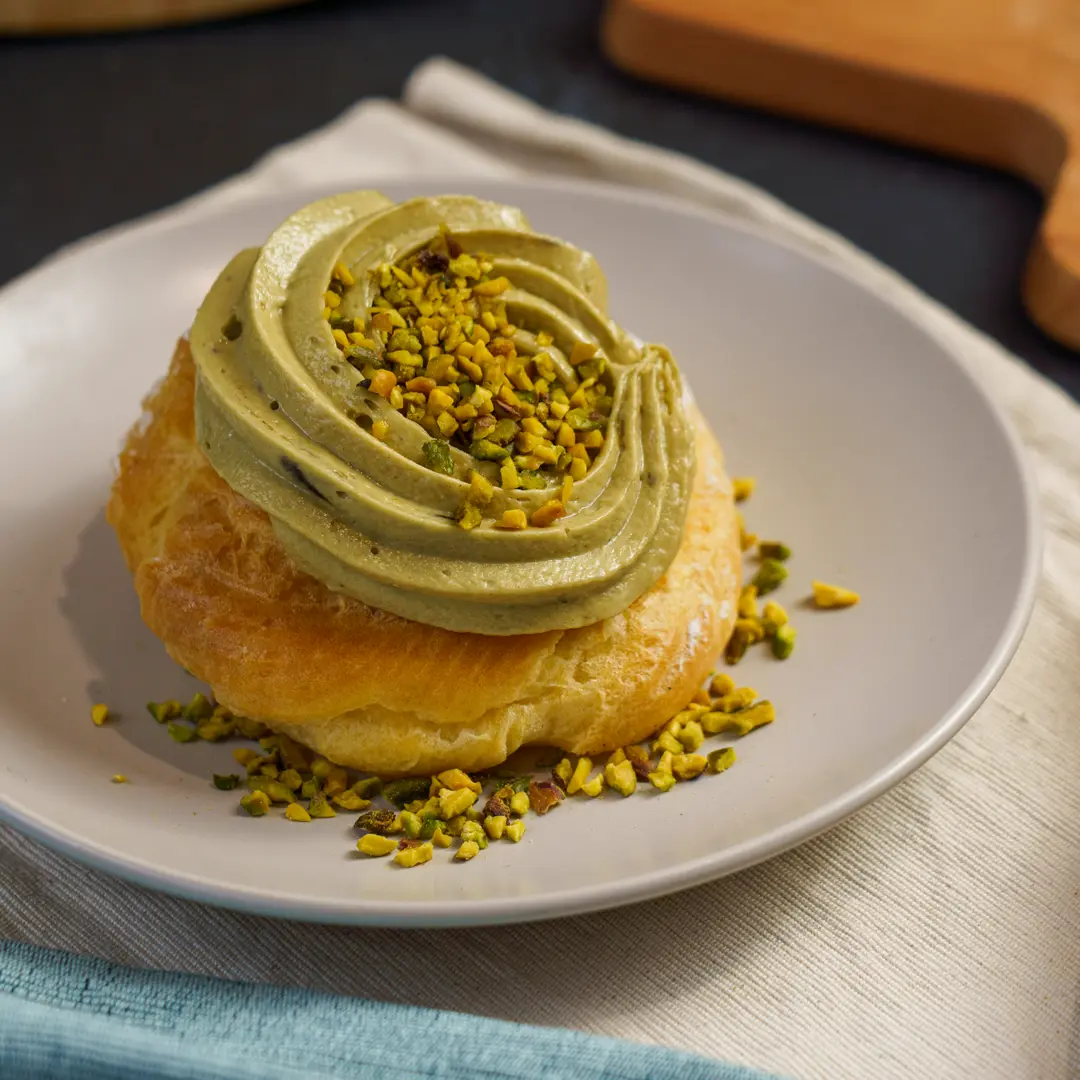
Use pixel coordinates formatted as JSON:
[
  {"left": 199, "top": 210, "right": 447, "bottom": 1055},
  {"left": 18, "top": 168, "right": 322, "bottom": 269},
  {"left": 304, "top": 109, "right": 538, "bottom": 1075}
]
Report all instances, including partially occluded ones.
[{"left": 108, "top": 192, "right": 742, "bottom": 776}]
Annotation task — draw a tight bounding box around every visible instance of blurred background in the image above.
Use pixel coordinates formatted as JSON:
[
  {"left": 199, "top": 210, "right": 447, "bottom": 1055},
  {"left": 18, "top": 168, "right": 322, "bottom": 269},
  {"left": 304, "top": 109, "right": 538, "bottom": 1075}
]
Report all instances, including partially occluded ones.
[{"left": 1, "top": 0, "right": 1076, "bottom": 400}]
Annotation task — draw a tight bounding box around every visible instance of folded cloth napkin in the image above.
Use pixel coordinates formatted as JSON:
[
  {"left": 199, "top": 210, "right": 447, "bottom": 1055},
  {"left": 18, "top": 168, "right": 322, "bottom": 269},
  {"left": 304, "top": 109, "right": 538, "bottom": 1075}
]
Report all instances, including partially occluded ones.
[
  {"left": 0, "top": 941, "right": 765, "bottom": 1080},
  {"left": 2, "top": 57, "right": 1080, "bottom": 1080}
]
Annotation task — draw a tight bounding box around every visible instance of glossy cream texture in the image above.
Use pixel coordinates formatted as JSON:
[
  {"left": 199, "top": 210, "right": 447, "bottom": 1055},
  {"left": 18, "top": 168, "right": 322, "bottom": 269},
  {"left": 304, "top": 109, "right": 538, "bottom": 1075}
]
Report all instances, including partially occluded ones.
[{"left": 190, "top": 192, "right": 695, "bottom": 634}]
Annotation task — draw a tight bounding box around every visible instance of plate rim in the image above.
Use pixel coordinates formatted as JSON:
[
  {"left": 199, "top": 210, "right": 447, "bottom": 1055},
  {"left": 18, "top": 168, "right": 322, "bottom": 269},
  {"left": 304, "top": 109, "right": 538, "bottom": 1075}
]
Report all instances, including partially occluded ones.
[{"left": 0, "top": 173, "right": 1042, "bottom": 927}]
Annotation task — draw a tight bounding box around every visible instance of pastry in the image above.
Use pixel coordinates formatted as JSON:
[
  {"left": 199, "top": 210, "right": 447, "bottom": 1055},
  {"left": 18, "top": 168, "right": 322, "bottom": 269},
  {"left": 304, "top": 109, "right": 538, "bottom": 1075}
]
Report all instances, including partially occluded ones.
[{"left": 108, "top": 192, "right": 741, "bottom": 774}]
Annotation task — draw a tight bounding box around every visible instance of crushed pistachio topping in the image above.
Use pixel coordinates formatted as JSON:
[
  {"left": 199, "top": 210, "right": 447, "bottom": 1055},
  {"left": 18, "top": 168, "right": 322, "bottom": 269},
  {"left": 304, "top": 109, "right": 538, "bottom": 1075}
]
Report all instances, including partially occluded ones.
[
  {"left": 91, "top": 703, "right": 110, "bottom": 727},
  {"left": 726, "top": 482, "right": 798, "bottom": 664},
  {"left": 323, "top": 230, "right": 613, "bottom": 529},
  {"left": 110, "top": 774, "right": 127, "bottom": 784},
  {"left": 145, "top": 665, "right": 776, "bottom": 869}
]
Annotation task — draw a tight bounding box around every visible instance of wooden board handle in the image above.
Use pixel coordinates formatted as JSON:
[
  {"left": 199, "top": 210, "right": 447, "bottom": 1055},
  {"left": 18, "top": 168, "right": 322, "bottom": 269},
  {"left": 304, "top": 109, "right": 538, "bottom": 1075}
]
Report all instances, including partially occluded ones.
[
  {"left": 604, "top": 0, "right": 1080, "bottom": 351},
  {"left": 1026, "top": 150, "right": 1080, "bottom": 347}
]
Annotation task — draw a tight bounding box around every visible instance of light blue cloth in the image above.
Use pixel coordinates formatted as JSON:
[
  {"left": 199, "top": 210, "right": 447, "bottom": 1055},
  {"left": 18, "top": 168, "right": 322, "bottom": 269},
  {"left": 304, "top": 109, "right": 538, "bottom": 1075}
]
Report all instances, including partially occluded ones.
[{"left": 0, "top": 941, "right": 783, "bottom": 1080}]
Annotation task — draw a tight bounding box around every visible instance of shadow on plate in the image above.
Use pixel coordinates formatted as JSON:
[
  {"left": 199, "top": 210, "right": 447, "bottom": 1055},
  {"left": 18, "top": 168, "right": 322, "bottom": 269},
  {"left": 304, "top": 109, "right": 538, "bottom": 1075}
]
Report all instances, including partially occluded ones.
[{"left": 58, "top": 506, "right": 220, "bottom": 778}]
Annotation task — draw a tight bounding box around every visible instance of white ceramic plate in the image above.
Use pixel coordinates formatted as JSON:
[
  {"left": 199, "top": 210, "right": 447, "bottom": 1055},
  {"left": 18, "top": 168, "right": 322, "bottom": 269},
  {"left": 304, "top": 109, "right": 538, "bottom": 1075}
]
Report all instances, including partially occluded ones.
[{"left": 0, "top": 178, "right": 1038, "bottom": 927}]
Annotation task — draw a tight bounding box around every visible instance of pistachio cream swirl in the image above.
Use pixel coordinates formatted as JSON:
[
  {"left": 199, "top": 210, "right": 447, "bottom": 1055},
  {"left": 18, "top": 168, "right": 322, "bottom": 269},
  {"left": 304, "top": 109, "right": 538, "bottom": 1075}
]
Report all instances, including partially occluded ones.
[{"left": 190, "top": 192, "right": 695, "bottom": 635}]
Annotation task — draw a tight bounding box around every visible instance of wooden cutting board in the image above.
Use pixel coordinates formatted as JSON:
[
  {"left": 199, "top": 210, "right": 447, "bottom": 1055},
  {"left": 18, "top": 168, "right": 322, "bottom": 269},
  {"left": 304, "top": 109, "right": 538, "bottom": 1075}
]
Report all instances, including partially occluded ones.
[
  {"left": 0, "top": 0, "right": 309, "bottom": 33},
  {"left": 603, "top": 0, "right": 1080, "bottom": 351}
]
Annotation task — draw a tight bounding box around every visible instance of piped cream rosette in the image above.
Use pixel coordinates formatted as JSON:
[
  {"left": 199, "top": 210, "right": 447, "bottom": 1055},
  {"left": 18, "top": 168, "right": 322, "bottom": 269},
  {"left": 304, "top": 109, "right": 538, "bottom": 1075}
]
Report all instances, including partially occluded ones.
[{"left": 191, "top": 192, "right": 695, "bottom": 635}]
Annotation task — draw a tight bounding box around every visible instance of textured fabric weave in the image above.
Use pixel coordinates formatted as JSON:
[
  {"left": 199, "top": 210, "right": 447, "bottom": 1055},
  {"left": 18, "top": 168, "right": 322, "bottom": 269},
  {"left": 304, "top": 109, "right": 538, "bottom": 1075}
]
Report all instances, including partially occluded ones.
[
  {"left": 2, "top": 58, "right": 1079, "bottom": 1080},
  {"left": 0, "top": 941, "right": 770, "bottom": 1080}
]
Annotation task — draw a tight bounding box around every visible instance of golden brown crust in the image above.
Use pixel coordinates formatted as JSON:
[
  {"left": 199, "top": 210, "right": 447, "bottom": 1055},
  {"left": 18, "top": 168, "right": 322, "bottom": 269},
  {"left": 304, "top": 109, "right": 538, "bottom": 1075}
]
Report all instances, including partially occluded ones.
[{"left": 108, "top": 340, "right": 741, "bottom": 774}]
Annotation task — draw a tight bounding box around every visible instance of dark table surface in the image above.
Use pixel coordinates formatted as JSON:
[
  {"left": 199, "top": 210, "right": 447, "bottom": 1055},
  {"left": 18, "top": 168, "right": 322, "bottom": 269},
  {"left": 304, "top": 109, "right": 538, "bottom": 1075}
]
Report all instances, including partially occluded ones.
[{"left": 2, "top": 0, "right": 1077, "bottom": 402}]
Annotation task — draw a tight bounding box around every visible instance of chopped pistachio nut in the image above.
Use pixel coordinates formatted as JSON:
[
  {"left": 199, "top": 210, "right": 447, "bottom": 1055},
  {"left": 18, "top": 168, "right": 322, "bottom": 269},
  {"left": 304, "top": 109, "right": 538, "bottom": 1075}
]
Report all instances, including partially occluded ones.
[
  {"left": 528, "top": 780, "right": 564, "bottom": 815},
  {"left": 724, "top": 622, "right": 753, "bottom": 666},
  {"left": 761, "top": 601, "right": 788, "bottom": 637},
  {"left": 737, "top": 585, "right": 759, "bottom": 620},
  {"left": 624, "top": 745, "right": 653, "bottom": 781},
  {"left": 497, "top": 508, "right": 528, "bottom": 530},
  {"left": 146, "top": 700, "right": 180, "bottom": 724},
  {"left": 652, "top": 730, "right": 683, "bottom": 756},
  {"left": 323, "top": 766, "right": 349, "bottom": 797},
  {"left": 715, "top": 700, "right": 776, "bottom": 737},
  {"left": 772, "top": 623, "right": 797, "bottom": 659},
  {"left": 713, "top": 687, "right": 758, "bottom": 714},
  {"left": 333, "top": 791, "right": 372, "bottom": 812},
  {"left": 354, "top": 809, "right": 401, "bottom": 835},
  {"left": 358, "top": 834, "right": 398, "bottom": 857},
  {"left": 383, "top": 777, "right": 431, "bottom": 807},
  {"left": 456, "top": 840, "right": 481, "bottom": 861},
  {"left": 240, "top": 790, "right": 271, "bottom": 817},
  {"left": 399, "top": 810, "right": 423, "bottom": 839},
  {"left": 565, "top": 756, "right": 593, "bottom": 795},
  {"left": 604, "top": 759, "right": 637, "bottom": 797},
  {"left": 422, "top": 438, "right": 455, "bottom": 476},
  {"left": 483, "top": 792, "right": 511, "bottom": 820},
  {"left": 438, "top": 787, "right": 478, "bottom": 818},
  {"left": 278, "top": 768, "right": 303, "bottom": 791},
  {"left": 394, "top": 841, "right": 435, "bottom": 868},
  {"left": 195, "top": 719, "right": 233, "bottom": 742},
  {"left": 308, "top": 793, "right": 337, "bottom": 819},
  {"left": 167, "top": 721, "right": 198, "bottom": 744},
  {"left": 709, "top": 673, "right": 736, "bottom": 698},
  {"left": 434, "top": 769, "right": 482, "bottom": 794},
  {"left": 676, "top": 720, "right": 705, "bottom": 752},
  {"left": 812, "top": 581, "right": 861, "bottom": 608},
  {"left": 91, "top": 703, "right": 109, "bottom": 726},
  {"left": 504, "top": 820, "right": 526, "bottom": 843},
  {"left": 609, "top": 748, "right": 627, "bottom": 766},
  {"left": 459, "top": 820, "right": 488, "bottom": 849},
  {"left": 509, "top": 791, "right": 531, "bottom": 816},
  {"left": 484, "top": 815, "right": 508, "bottom": 840},
  {"left": 758, "top": 540, "right": 791, "bottom": 561},
  {"left": 234, "top": 716, "right": 269, "bottom": 740},
  {"left": 110, "top": 774, "right": 127, "bottom": 784},
  {"left": 752, "top": 558, "right": 788, "bottom": 596},
  {"left": 580, "top": 773, "right": 605, "bottom": 798},
  {"left": 246, "top": 777, "right": 297, "bottom": 804},
  {"left": 431, "top": 827, "right": 453, "bottom": 848},
  {"left": 530, "top": 500, "right": 566, "bottom": 528},
  {"left": 351, "top": 776, "right": 384, "bottom": 798},
  {"left": 670, "top": 753, "right": 708, "bottom": 781},
  {"left": 554, "top": 757, "right": 574, "bottom": 787},
  {"left": 285, "top": 803, "right": 312, "bottom": 823},
  {"left": 732, "top": 477, "right": 755, "bottom": 502},
  {"left": 708, "top": 748, "right": 737, "bottom": 774},
  {"left": 648, "top": 770, "right": 676, "bottom": 792},
  {"left": 699, "top": 699, "right": 768, "bottom": 734},
  {"left": 739, "top": 519, "right": 759, "bottom": 553},
  {"left": 212, "top": 773, "right": 240, "bottom": 791},
  {"left": 182, "top": 693, "right": 214, "bottom": 722}
]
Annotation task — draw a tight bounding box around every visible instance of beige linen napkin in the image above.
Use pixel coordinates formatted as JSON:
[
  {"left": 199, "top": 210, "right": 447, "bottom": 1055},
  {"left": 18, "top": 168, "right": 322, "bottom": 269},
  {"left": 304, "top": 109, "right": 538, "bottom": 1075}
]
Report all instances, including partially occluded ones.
[{"left": 3, "top": 57, "right": 1079, "bottom": 1080}]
